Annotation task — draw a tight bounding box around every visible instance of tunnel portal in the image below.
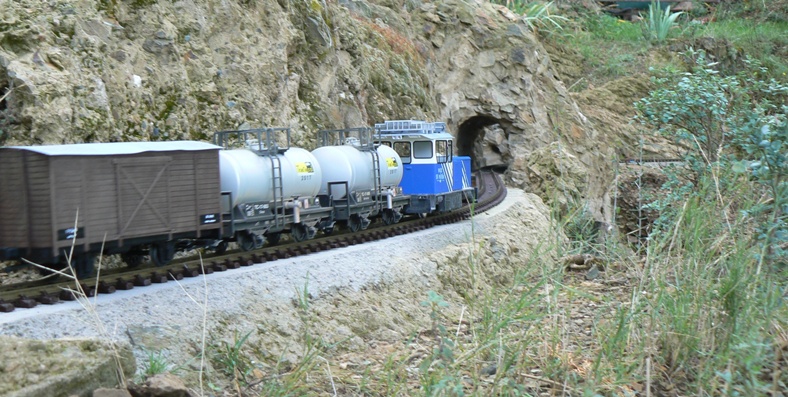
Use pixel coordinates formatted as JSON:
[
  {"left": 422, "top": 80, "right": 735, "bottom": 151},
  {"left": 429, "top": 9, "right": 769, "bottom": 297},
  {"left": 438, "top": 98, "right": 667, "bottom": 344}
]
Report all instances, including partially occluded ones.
[{"left": 456, "top": 115, "right": 511, "bottom": 173}]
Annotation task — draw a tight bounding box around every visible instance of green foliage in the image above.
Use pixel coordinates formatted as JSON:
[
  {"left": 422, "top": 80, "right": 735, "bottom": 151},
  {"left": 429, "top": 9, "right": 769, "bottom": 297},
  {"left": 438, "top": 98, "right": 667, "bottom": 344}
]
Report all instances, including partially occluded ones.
[
  {"left": 690, "top": 19, "right": 788, "bottom": 79},
  {"left": 211, "top": 330, "right": 253, "bottom": 386},
  {"left": 734, "top": 113, "right": 788, "bottom": 267},
  {"left": 521, "top": 1, "right": 569, "bottom": 34},
  {"left": 492, "top": 1, "right": 569, "bottom": 34},
  {"left": 418, "top": 291, "right": 463, "bottom": 395},
  {"left": 636, "top": 50, "right": 746, "bottom": 165},
  {"left": 622, "top": 48, "right": 788, "bottom": 392},
  {"left": 561, "top": 203, "right": 601, "bottom": 255},
  {"left": 141, "top": 350, "right": 171, "bottom": 378},
  {"left": 644, "top": 1, "right": 684, "bottom": 42},
  {"left": 636, "top": 50, "right": 787, "bottom": 268}
]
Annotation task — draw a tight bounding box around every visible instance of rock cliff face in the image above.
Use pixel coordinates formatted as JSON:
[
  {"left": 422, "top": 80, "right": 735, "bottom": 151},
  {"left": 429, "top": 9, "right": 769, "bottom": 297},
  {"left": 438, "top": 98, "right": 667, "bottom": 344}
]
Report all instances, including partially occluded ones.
[{"left": 0, "top": 0, "right": 614, "bottom": 223}]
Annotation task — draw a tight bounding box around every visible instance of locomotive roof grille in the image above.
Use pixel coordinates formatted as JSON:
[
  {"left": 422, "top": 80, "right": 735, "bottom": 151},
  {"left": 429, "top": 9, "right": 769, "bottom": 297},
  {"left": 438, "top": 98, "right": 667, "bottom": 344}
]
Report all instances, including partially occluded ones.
[{"left": 374, "top": 120, "right": 446, "bottom": 135}]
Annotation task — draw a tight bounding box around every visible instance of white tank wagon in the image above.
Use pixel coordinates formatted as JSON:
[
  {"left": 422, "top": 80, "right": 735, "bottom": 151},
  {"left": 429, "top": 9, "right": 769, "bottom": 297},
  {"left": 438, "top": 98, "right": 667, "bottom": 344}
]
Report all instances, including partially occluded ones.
[
  {"left": 312, "top": 128, "right": 410, "bottom": 232},
  {"left": 213, "top": 128, "right": 334, "bottom": 248},
  {"left": 312, "top": 144, "right": 403, "bottom": 197},
  {"left": 219, "top": 148, "right": 322, "bottom": 205}
]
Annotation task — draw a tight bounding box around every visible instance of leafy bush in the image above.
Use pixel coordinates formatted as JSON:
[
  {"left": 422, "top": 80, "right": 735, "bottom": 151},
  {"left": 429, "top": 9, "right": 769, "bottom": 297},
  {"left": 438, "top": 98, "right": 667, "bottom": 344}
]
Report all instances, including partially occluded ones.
[{"left": 636, "top": 50, "right": 787, "bottom": 268}]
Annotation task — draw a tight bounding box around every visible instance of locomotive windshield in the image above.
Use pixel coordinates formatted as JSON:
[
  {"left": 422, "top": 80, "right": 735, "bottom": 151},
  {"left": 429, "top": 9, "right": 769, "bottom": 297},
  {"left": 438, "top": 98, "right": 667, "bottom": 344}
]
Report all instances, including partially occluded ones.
[
  {"left": 413, "top": 141, "right": 432, "bottom": 159},
  {"left": 436, "top": 140, "right": 452, "bottom": 163}
]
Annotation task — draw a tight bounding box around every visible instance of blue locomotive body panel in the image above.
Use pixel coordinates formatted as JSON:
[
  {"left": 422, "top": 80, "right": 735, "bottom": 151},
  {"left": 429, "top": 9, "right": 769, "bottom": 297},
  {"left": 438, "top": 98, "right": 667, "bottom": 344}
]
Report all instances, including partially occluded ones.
[
  {"left": 375, "top": 120, "right": 476, "bottom": 214},
  {"left": 452, "top": 156, "right": 472, "bottom": 192},
  {"left": 401, "top": 163, "right": 453, "bottom": 196}
]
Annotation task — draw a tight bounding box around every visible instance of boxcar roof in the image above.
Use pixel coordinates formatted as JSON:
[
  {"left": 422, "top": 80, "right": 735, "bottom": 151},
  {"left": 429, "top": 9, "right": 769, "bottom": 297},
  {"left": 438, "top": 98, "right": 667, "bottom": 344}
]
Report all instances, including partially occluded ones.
[{"left": 3, "top": 141, "right": 221, "bottom": 156}]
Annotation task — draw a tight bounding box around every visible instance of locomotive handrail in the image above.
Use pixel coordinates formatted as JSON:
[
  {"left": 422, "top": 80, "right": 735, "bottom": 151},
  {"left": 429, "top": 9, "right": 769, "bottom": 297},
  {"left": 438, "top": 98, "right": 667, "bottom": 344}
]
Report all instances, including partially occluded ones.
[{"left": 374, "top": 120, "right": 447, "bottom": 135}]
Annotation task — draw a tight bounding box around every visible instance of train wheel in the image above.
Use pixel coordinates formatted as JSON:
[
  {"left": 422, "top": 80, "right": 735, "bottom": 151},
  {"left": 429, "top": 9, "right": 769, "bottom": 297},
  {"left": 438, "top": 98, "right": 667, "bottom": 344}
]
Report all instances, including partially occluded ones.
[
  {"left": 322, "top": 226, "right": 334, "bottom": 235},
  {"left": 266, "top": 232, "right": 281, "bottom": 246},
  {"left": 121, "top": 253, "right": 144, "bottom": 268},
  {"left": 71, "top": 254, "right": 96, "bottom": 280},
  {"left": 238, "top": 232, "right": 256, "bottom": 251},
  {"left": 348, "top": 215, "right": 362, "bottom": 233},
  {"left": 290, "top": 224, "right": 309, "bottom": 242},
  {"left": 150, "top": 242, "right": 175, "bottom": 267},
  {"left": 213, "top": 240, "right": 228, "bottom": 255},
  {"left": 382, "top": 209, "right": 396, "bottom": 225},
  {"left": 38, "top": 262, "right": 67, "bottom": 277}
]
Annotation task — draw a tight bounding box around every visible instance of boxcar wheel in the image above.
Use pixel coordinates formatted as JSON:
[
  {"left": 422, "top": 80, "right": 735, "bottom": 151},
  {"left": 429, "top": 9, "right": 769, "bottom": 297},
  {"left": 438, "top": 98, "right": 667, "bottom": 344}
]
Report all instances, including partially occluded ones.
[
  {"left": 72, "top": 254, "right": 96, "bottom": 280},
  {"left": 38, "top": 262, "right": 66, "bottom": 277},
  {"left": 121, "top": 253, "right": 144, "bottom": 268},
  {"left": 150, "top": 242, "right": 175, "bottom": 267}
]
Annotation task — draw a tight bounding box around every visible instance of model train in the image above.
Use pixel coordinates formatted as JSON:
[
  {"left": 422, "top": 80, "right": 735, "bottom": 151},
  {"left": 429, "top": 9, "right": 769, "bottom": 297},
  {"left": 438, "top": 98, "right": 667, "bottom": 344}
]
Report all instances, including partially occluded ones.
[{"left": 0, "top": 120, "right": 476, "bottom": 278}]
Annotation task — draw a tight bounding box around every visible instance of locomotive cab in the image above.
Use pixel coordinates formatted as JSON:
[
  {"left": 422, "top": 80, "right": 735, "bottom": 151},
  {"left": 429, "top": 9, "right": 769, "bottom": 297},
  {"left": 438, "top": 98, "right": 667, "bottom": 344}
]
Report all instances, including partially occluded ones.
[{"left": 375, "top": 120, "right": 476, "bottom": 215}]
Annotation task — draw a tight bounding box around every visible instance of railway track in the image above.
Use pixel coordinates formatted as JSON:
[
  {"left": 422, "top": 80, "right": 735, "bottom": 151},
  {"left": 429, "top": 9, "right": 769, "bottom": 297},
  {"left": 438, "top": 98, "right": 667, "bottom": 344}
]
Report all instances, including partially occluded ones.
[{"left": 0, "top": 170, "right": 506, "bottom": 313}]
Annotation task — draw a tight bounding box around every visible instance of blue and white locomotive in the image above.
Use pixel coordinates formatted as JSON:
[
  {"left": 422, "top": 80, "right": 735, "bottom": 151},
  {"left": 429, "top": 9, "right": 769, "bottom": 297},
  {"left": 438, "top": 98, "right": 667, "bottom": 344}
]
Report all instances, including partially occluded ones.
[{"left": 374, "top": 120, "right": 476, "bottom": 215}]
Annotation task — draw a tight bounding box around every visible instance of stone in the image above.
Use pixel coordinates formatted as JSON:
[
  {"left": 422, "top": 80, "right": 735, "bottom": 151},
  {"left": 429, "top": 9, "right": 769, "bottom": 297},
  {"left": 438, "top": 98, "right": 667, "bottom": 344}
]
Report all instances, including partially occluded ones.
[
  {"left": 93, "top": 388, "right": 132, "bottom": 397},
  {"left": 0, "top": 336, "right": 135, "bottom": 397},
  {"left": 128, "top": 373, "right": 197, "bottom": 397}
]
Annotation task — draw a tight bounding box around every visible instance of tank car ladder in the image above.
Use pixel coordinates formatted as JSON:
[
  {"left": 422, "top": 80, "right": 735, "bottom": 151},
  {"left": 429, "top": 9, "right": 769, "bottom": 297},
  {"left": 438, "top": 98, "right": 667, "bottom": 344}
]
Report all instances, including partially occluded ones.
[
  {"left": 265, "top": 130, "right": 287, "bottom": 230},
  {"left": 369, "top": 148, "right": 382, "bottom": 211}
]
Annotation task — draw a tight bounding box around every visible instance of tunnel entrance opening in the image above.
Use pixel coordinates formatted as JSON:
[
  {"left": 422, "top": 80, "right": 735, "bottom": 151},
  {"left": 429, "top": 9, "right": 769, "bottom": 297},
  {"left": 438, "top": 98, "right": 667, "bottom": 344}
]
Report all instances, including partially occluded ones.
[{"left": 456, "top": 115, "right": 510, "bottom": 173}]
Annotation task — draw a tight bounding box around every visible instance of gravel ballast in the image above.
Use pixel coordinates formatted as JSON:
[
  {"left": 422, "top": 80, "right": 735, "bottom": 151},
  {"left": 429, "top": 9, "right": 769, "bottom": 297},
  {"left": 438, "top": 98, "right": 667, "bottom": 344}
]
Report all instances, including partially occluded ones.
[{"left": 0, "top": 188, "right": 553, "bottom": 387}]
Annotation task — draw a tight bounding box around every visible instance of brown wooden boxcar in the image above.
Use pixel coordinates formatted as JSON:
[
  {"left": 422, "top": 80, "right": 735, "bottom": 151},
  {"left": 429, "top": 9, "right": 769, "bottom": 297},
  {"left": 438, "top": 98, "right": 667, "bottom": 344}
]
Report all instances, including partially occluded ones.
[{"left": 0, "top": 141, "right": 222, "bottom": 268}]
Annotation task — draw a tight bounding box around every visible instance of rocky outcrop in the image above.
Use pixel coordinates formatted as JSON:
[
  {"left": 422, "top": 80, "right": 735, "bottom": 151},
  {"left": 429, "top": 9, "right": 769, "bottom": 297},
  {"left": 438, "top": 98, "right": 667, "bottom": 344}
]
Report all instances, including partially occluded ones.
[
  {"left": 0, "top": 336, "right": 135, "bottom": 397},
  {"left": 0, "top": 0, "right": 613, "bottom": 223}
]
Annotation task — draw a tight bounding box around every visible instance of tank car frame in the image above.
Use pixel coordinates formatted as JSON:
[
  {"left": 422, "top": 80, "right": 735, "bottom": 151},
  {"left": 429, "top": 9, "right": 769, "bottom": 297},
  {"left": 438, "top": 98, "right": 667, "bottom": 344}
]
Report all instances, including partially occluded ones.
[
  {"left": 213, "top": 128, "right": 334, "bottom": 249},
  {"left": 313, "top": 127, "right": 410, "bottom": 232}
]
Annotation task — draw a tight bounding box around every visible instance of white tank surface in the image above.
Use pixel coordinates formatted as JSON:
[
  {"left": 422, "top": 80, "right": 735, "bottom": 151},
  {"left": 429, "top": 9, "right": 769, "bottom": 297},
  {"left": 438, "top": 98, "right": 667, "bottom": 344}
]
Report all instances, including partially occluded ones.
[
  {"left": 312, "top": 144, "right": 403, "bottom": 197},
  {"left": 219, "top": 148, "right": 322, "bottom": 207}
]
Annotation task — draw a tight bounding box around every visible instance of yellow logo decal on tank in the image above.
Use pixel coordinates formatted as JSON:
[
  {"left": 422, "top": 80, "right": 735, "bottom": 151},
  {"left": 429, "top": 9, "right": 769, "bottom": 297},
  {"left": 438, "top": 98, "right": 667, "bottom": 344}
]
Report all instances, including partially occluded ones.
[
  {"left": 386, "top": 157, "right": 398, "bottom": 168},
  {"left": 295, "top": 162, "right": 314, "bottom": 173}
]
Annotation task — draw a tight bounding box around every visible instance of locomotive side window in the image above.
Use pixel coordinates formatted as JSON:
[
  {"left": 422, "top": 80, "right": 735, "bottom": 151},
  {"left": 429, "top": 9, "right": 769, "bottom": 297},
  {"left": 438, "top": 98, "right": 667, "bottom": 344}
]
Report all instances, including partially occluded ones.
[
  {"left": 436, "top": 140, "right": 451, "bottom": 163},
  {"left": 413, "top": 141, "right": 433, "bottom": 159},
  {"left": 393, "top": 142, "right": 411, "bottom": 164},
  {"left": 379, "top": 141, "right": 392, "bottom": 148}
]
